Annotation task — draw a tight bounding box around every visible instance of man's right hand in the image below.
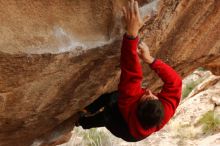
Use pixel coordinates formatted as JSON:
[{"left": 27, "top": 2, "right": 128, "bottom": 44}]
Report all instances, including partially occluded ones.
[
  {"left": 138, "top": 42, "right": 155, "bottom": 64},
  {"left": 122, "top": 0, "right": 143, "bottom": 38}
]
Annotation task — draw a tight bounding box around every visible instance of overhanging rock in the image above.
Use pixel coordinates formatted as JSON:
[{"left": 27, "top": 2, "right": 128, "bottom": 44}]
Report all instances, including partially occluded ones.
[{"left": 0, "top": 0, "right": 219, "bottom": 146}]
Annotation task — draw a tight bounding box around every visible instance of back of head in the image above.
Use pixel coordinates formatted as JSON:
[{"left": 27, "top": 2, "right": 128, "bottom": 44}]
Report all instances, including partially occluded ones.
[{"left": 137, "top": 100, "right": 164, "bottom": 129}]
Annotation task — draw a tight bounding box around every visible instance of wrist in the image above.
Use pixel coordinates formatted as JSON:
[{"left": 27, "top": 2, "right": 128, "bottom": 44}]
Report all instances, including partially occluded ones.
[
  {"left": 143, "top": 56, "right": 155, "bottom": 64},
  {"left": 126, "top": 31, "right": 138, "bottom": 38}
]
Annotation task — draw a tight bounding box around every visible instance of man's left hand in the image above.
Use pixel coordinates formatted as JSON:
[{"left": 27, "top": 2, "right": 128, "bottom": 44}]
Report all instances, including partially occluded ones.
[{"left": 122, "top": 0, "right": 143, "bottom": 38}]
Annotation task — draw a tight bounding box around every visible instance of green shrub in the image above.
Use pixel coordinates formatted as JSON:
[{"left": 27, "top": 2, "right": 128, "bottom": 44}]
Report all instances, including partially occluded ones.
[
  {"left": 197, "top": 111, "right": 220, "bottom": 134},
  {"left": 75, "top": 128, "right": 111, "bottom": 146},
  {"left": 86, "top": 129, "right": 109, "bottom": 146},
  {"left": 182, "top": 78, "right": 204, "bottom": 99},
  {"left": 197, "top": 67, "right": 206, "bottom": 71}
]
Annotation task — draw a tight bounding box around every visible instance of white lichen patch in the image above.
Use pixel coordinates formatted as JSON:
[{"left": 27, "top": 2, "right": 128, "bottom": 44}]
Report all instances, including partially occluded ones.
[
  {"left": 31, "top": 139, "right": 43, "bottom": 146},
  {"left": 140, "top": 0, "right": 160, "bottom": 19},
  {"left": 27, "top": 25, "right": 118, "bottom": 55},
  {"left": 19, "top": 0, "right": 160, "bottom": 55}
]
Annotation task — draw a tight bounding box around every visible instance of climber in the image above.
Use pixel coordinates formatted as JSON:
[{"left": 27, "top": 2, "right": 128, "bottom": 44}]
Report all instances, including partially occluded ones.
[{"left": 76, "top": 0, "right": 182, "bottom": 142}]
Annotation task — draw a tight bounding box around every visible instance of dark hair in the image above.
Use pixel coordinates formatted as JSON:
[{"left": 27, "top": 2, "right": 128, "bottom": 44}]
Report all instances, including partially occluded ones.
[{"left": 137, "top": 99, "right": 164, "bottom": 129}]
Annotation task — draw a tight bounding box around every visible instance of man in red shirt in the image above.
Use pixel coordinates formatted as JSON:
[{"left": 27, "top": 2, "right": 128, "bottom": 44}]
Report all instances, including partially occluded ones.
[{"left": 76, "top": 0, "right": 182, "bottom": 142}]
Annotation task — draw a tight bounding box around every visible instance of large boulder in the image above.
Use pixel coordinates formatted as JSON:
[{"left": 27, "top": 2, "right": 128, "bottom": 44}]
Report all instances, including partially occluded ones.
[{"left": 0, "top": 0, "right": 219, "bottom": 145}]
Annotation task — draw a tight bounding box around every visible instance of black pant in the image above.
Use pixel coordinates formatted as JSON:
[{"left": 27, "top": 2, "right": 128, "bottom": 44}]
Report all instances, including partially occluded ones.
[{"left": 78, "top": 91, "right": 138, "bottom": 142}]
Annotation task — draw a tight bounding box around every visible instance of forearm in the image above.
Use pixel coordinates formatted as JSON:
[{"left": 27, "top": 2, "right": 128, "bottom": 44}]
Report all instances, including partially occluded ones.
[
  {"left": 118, "top": 34, "right": 143, "bottom": 97},
  {"left": 120, "top": 34, "right": 141, "bottom": 70},
  {"left": 149, "top": 59, "right": 182, "bottom": 108},
  {"left": 149, "top": 59, "right": 182, "bottom": 84},
  {"left": 143, "top": 57, "right": 156, "bottom": 65}
]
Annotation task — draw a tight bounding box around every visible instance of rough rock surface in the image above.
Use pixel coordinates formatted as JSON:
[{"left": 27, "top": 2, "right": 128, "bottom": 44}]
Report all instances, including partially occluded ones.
[
  {"left": 0, "top": 0, "right": 220, "bottom": 146},
  {"left": 205, "top": 58, "right": 220, "bottom": 75}
]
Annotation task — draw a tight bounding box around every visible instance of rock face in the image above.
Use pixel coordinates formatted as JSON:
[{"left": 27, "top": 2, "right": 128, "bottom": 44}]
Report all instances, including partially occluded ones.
[
  {"left": 205, "top": 58, "right": 220, "bottom": 75},
  {"left": 0, "top": 0, "right": 219, "bottom": 146},
  {"left": 141, "top": 0, "right": 220, "bottom": 90}
]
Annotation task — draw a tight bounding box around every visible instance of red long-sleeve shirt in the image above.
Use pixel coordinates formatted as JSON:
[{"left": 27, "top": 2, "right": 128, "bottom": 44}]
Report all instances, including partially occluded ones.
[{"left": 118, "top": 35, "right": 182, "bottom": 139}]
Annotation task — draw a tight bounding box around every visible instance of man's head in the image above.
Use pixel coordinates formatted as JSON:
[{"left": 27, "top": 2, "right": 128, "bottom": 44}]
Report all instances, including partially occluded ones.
[{"left": 137, "top": 89, "right": 164, "bottom": 129}]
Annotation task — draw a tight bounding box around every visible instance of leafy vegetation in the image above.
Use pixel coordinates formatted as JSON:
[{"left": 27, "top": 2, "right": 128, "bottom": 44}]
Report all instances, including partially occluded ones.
[
  {"left": 197, "top": 67, "right": 206, "bottom": 71},
  {"left": 74, "top": 128, "right": 111, "bottom": 146},
  {"left": 182, "top": 78, "right": 204, "bottom": 99},
  {"left": 84, "top": 129, "right": 110, "bottom": 146},
  {"left": 197, "top": 111, "right": 220, "bottom": 134}
]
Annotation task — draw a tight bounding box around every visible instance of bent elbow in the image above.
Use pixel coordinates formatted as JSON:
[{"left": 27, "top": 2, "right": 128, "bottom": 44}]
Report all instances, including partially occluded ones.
[
  {"left": 174, "top": 73, "right": 182, "bottom": 87},
  {"left": 177, "top": 76, "right": 182, "bottom": 85},
  {"left": 178, "top": 76, "right": 182, "bottom": 87}
]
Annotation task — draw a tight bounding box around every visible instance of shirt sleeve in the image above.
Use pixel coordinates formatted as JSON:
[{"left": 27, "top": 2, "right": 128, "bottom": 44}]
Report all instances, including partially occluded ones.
[
  {"left": 150, "top": 59, "right": 182, "bottom": 130},
  {"left": 118, "top": 34, "right": 144, "bottom": 120}
]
